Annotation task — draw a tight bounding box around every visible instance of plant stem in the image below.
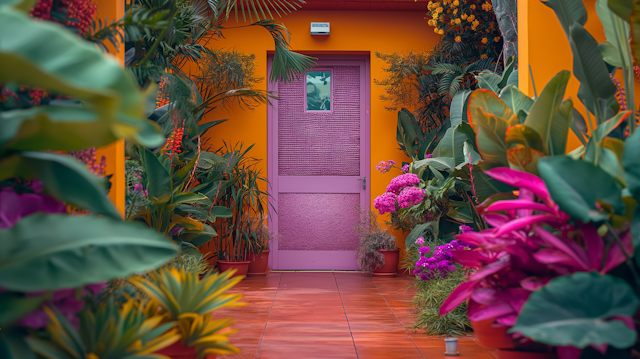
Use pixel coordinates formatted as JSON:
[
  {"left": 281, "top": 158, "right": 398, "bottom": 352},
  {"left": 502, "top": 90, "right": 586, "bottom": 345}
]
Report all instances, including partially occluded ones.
[
  {"left": 138, "top": 7, "right": 178, "bottom": 67},
  {"left": 606, "top": 222, "right": 640, "bottom": 288}
]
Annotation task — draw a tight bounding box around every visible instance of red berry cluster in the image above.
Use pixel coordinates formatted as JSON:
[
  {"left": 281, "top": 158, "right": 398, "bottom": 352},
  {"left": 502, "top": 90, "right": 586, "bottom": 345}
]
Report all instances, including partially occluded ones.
[
  {"left": 30, "top": 0, "right": 53, "bottom": 20},
  {"left": 157, "top": 78, "right": 170, "bottom": 108},
  {"left": 61, "top": 0, "right": 98, "bottom": 36},
  {"left": 68, "top": 148, "right": 107, "bottom": 176},
  {"left": 161, "top": 124, "right": 185, "bottom": 156},
  {"left": 19, "top": 87, "right": 50, "bottom": 105},
  {"left": 30, "top": 0, "right": 98, "bottom": 36}
]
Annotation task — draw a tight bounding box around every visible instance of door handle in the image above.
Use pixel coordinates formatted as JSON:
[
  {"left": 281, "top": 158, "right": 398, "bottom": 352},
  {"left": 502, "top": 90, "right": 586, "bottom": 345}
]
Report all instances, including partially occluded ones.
[{"left": 357, "top": 177, "right": 366, "bottom": 190}]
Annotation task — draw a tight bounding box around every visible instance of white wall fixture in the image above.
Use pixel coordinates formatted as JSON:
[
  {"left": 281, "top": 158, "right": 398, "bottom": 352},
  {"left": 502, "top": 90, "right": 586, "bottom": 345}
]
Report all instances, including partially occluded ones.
[{"left": 310, "top": 22, "right": 330, "bottom": 35}]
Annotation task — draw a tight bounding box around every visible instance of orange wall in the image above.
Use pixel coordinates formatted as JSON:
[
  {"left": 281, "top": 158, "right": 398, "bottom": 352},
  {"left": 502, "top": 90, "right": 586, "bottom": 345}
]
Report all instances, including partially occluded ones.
[
  {"left": 201, "top": 11, "right": 438, "bottom": 256},
  {"left": 519, "top": 0, "right": 638, "bottom": 151},
  {"left": 95, "top": 0, "right": 126, "bottom": 216}
]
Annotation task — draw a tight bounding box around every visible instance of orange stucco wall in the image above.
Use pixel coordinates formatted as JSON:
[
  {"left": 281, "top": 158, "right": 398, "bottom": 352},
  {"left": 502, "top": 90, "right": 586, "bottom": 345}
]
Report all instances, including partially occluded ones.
[
  {"left": 519, "top": 0, "right": 639, "bottom": 152},
  {"left": 95, "top": 0, "right": 126, "bottom": 216},
  {"left": 201, "top": 11, "right": 439, "bottom": 258}
]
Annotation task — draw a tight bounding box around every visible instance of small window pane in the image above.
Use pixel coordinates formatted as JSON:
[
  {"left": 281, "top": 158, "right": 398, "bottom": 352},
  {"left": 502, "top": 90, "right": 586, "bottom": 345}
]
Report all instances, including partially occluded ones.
[{"left": 306, "top": 71, "right": 331, "bottom": 111}]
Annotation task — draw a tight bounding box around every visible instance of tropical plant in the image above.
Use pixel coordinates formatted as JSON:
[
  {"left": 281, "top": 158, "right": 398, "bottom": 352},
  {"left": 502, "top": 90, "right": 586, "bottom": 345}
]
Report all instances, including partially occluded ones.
[
  {"left": 354, "top": 207, "right": 398, "bottom": 272},
  {"left": 26, "top": 299, "right": 181, "bottom": 359},
  {"left": 129, "top": 267, "right": 245, "bottom": 356},
  {"left": 430, "top": 58, "right": 495, "bottom": 99},
  {"left": 0, "top": 4, "right": 179, "bottom": 355},
  {"left": 244, "top": 214, "right": 277, "bottom": 255}
]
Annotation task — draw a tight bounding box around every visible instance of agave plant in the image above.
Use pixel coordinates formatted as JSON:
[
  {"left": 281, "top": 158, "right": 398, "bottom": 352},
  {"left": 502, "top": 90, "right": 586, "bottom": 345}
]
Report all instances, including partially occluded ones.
[
  {"left": 129, "top": 267, "right": 245, "bottom": 356},
  {"left": 26, "top": 299, "right": 180, "bottom": 359}
]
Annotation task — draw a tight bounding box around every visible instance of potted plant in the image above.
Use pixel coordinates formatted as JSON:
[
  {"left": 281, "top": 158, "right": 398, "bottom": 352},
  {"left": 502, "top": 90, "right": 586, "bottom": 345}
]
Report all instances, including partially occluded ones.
[
  {"left": 245, "top": 215, "right": 278, "bottom": 276},
  {"left": 439, "top": 168, "right": 632, "bottom": 358},
  {"left": 355, "top": 207, "right": 399, "bottom": 277},
  {"left": 129, "top": 266, "right": 246, "bottom": 359}
]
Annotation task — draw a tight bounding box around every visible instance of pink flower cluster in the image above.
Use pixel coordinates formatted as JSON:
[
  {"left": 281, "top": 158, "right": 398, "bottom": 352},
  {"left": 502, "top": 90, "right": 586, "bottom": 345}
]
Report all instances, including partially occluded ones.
[
  {"left": 386, "top": 173, "right": 420, "bottom": 194},
  {"left": 0, "top": 180, "right": 66, "bottom": 229},
  {"left": 373, "top": 192, "right": 397, "bottom": 214},
  {"left": 397, "top": 186, "right": 426, "bottom": 208},
  {"left": 401, "top": 164, "right": 410, "bottom": 173},
  {"left": 414, "top": 240, "right": 466, "bottom": 281},
  {"left": 375, "top": 160, "right": 397, "bottom": 173}
]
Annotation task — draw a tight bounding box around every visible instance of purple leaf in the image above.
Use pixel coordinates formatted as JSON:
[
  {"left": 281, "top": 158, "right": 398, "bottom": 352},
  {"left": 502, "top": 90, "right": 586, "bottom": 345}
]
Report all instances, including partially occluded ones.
[
  {"left": 485, "top": 168, "right": 552, "bottom": 204},
  {"left": 486, "top": 199, "right": 555, "bottom": 214},
  {"left": 440, "top": 279, "right": 477, "bottom": 316},
  {"left": 534, "top": 227, "right": 590, "bottom": 270},
  {"left": 451, "top": 249, "right": 486, "bottom": 267},
  {"left": 483, "top": 213, "right": 511, "bottom": 228},
  {"left": 468, "top": 301, "right": 515, "bottom": 322},
  {"left": 520, "top": 276, "right": 551, "bottom": 291},
  {"left": 494, "top": 214, "right": 564, "bottom": 237},
  {"left": 470, "top": 254, "right": 511, "bottom": 281},
  {"left": 534, "top": 249, "right": 583, "bottom": 268},
  {"left": 582, "top": 223, "right": 604, "bottom": 270},
  {"left": 470, "top": 288, "right": 499, "bottom": 305},
  {"left": 557, "top": 346, "right": 582, "bottom": 359},
  {"left": 603, "top": 231, "right": 633, "bottom": 273}
]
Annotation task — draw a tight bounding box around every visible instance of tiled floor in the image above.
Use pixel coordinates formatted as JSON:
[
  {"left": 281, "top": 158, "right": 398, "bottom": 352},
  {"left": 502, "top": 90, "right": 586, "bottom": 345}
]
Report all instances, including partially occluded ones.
[{"left": 216, "top": 272, "right": 495, "bottom": 359}]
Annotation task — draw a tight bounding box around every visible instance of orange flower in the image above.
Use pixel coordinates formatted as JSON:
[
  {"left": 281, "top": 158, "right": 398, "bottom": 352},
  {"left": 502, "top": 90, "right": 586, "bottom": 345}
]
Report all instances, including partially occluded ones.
[
  {"left": 455, "top": 36, "right": 462, "bottom": 42},
  {"left": 481, "top": 54, "right": 488, "bottom": 59},
  {"left": 494, "top": 36, "right": 501, "bottom": 42},
  {"left": 481, "top": 37, "right": 488, "bottom": 44}
]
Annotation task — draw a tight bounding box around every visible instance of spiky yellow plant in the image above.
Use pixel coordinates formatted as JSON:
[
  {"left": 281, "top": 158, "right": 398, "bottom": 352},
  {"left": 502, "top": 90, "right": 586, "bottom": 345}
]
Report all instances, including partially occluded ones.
[
  {"left": 26, "top": 299, "right": 180, "bottom": 359},
  {"left": 129, "top": 267, "right": 245, "bottom": 356}
]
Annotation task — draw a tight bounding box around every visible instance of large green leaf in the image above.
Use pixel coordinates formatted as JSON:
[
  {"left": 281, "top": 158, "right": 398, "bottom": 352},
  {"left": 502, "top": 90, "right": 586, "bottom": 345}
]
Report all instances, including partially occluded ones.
[
  {"left": 498, "top": 56, "right": 517, "bottom": 90},
  {"left": 472, "top": 108, "right": 511, "bottom": 168},
  {"left": 467, "top": 90, "right": 518, "bottom": 132},
  {"left": 507, "top": 145, "right": 545, "bottom": 175},
  {"left": 450, "top": 90, "right": 472, "bottom": 127},
  {"left": 475, "top": 72, "right": 502, "bottom": 94},
  {"left": 0, "top": 7, "right": 163, "bottom": 148},
  {"left": 405, "top": 222, "right": 438, "bottom": 251},
  {"left": 510, "top": 272, "right": 638, "bottom": 349},
  {"left": 0, "top": 214, "right": 178, "bottom": 291},
  {"left": 523, "top": 71, "right": 571, "bottom": 155},
  {"left": 0, "top": 151, "right": 120, "bottom": 219},
  {"left": 413, "top": 157, "right": 456, "bottom": 172},
  {"left": 0, "top": 329, "right": 36, "bottom": 359},
  {"left": 139, "top": 147, "right": 171, "bottom": 203},
  {"left": 549, "top": 99, "right": 573, "bottom": 156},
  {"left": 538, "top": 156, "right": 624, "bottom": 222},
  {"left": 432, "top": 125, "right": 468, "bottom": 167},
  {"left": 505, "top": 124, "right": 545, "bottom": 153},
  {"left": 623, "top": 128, "right": 640, "bottom": 202},
  {"left": 468, "top": 168, "right": 516, "bottom": 202},
  {"left": 1, "top": 0, "right": 37, "bottom": 12},
  {"left": 597, "top": 0, "right": 632, "bottom": 68},
  {"left": 209, "top": 205, "right": 233, "bottom": 220},
  {"left": 455, "top": 141, "right": 482, "bottom": 170},
  {"left": 608, "top": 0, "right": 632, "bottom": 19},
  {"left": 542, "top": 0, "right": 588, "bottom": 38},
  {"left": 569, "top": 23, "right": 618, "bottom": 121},
  {"left": 594, "top": 110, "right": 630, "bottom": 141},
  {"left": 499, "top": 85, "right": 534, "bottom": 117},
  {"left": 598, "top": 147, "right": 627, "bottom": 185}
]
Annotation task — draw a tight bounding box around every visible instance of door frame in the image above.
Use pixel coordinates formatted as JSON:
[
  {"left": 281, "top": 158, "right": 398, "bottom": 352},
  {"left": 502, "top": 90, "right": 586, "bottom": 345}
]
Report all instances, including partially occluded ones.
[{"left": 266, "top": 54, "right": 371, "bottom": 270}]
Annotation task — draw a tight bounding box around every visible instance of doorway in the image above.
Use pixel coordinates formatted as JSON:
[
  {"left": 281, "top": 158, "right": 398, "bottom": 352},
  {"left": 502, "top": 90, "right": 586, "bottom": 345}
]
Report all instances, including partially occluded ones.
[{"left": 267, "top": 55, "right": 370, "bottom": 270}]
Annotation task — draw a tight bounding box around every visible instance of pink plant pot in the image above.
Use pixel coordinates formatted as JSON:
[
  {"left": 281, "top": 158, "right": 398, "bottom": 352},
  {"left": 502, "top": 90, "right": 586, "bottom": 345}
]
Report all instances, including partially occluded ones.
[
  {"left": 372, "top": 249, "right": 400, "bottom": 277},
  {"left": 247, "top": 250, "right": 270, "bottom": 277}
]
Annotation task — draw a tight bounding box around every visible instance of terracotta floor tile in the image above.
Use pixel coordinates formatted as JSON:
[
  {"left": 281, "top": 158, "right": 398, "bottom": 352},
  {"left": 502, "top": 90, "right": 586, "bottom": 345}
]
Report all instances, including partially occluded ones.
[{"left": 222, "top": 272, "right": 493, "bottom": 359}]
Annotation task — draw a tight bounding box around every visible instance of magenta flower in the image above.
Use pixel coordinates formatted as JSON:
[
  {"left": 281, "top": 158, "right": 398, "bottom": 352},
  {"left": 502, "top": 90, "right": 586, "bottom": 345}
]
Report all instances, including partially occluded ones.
[
  {"left": 0, "top": 181, "right": 66, "bottom": 229},
  {"left": 375, "top": 160, "right": 397, "bottom": 173},
  {"left": 401, "top": 164, "right": 410, "bottom": 173},
  {"left": 386, "top": 173, "right": 420, "bottom": 194},
  {"left": 373, "top": 192, "right": 398, "bottom": 215},
  {"left": 459, "top": 225, "right": 473, "bottom": 233},
  {"left": 415, "top": 236, "right": 425, "bottom": 245},
  {"left": 15, "top": 282, "right": 107, "bottom": 329},
  {"left": 397, "top": 186, "right": 426, "bottom": 208}
]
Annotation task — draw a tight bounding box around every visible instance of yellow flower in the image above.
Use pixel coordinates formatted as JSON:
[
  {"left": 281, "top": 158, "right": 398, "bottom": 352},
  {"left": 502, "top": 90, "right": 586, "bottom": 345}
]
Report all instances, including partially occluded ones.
[
  {"left": 481, "top": 54, "right": 488, "bottom": 59},
  {"left": 436, "top": 6, "right": 444, "bottom": 12},
  {"left": 473, "top": 20, "right": 480, "bottom": 26},
  {"left": 455, "top": 36, "right": 462, "bottom": 42},
  {"left": 467, "top": 14, "right": 475, "bottom": 22},
  {"left": 495, "top": 36, "right": 501, "bottom": 42},
  {"left": 481, "top": 37, "right": 488, "bottom": 44},
  {"left": 470, "top": 4, "right": 476, "bottom": 9},
  {"left": 434, "top": 27, "right": 440, "bottom": 33},
  {"left": 433, "top": 13, "right": 438, "bottom": 19},
  {"left": 461, "top": 13, "right": 468, "bottom": 20},
  {"left": 455, "top": 18, "right": 461, "bottom": 24},
  {"left": 438, "top": 29, "right": 444, "bottom": 35},
  {"left": 453, "top": 8, "right": 458, "bottom": 14},
  {"left": 453, "top": 0, "right": 460, "bottom": 5},
  {"left": 428, "top": 1, "right": 433, "bottom": 9},
  {"left": 450, "top": 19, "right": 456, "bottom": 25}
]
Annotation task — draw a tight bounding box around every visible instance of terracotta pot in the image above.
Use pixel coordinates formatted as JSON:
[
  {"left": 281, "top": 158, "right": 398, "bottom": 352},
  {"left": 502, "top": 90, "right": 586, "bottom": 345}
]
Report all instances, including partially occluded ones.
[
  {"left": 372, "top": 249, "right": 400, "bottom": 277},
  {"left": 156, "top": 341, "right": 217, "bottom": 359},
  {"left": 217, "top": 260, "right": 250, "bottom": 278},
  {"left": 247, "top": 250, "right": 270, "bottom": 277},
  {"left": 471, "top": 319, "right": 515, "bottom": 349},
  {"left": 496, "top": 349, "right": 557, "bottom": 359}
]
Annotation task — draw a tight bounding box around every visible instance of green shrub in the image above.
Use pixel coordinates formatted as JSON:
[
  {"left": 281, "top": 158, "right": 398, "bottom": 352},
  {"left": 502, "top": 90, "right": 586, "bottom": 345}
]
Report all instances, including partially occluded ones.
[{"left": 412, "top": 268, "right": 471, "bottom": 336}]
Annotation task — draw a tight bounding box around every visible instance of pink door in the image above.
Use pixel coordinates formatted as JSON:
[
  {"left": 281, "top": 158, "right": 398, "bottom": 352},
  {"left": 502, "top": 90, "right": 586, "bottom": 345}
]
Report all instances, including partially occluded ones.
[{"left": 267, "top": 56, "right": 370, "bottom": 270}]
